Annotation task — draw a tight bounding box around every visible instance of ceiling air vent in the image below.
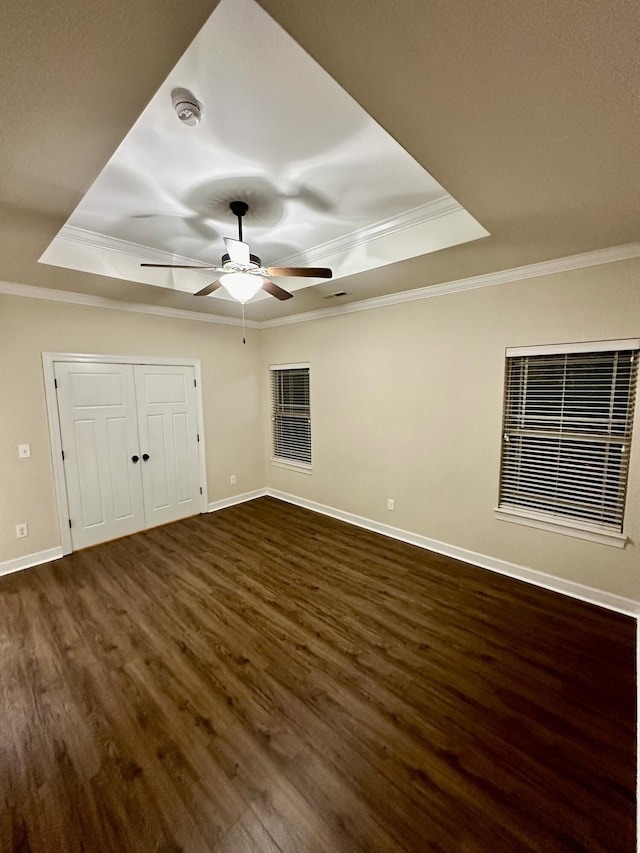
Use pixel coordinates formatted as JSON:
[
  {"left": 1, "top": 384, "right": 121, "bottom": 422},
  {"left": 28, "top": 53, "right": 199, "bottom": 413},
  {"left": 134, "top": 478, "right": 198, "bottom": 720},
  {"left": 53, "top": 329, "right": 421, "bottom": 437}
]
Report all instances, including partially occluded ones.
[{"left": 323, "top": 291, "right": 348, "bottom": 299}]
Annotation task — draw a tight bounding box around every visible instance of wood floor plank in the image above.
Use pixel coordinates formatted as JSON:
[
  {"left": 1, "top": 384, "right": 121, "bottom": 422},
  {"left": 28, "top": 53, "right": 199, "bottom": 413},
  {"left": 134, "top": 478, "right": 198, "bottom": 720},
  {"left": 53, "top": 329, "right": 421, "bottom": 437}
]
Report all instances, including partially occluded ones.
[
  {"left": 0, "top": 496, "right": 635, "bottom": 852},
  {"left": 215, "top": 808, "right": 283, "bottom": 853},
  {"left": 282, "top": 743, "right": 410, "bottom": 853}
]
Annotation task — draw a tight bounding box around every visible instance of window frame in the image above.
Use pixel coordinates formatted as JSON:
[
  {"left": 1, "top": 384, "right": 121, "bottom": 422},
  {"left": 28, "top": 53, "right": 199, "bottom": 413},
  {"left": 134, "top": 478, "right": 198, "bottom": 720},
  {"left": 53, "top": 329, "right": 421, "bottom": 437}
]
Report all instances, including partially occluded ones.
[
  {"left": 269, "top": 362, "right": 312, "bottom": 472},
  {"left": 494, "top": 338, "right": 640, "bottom": 548}
]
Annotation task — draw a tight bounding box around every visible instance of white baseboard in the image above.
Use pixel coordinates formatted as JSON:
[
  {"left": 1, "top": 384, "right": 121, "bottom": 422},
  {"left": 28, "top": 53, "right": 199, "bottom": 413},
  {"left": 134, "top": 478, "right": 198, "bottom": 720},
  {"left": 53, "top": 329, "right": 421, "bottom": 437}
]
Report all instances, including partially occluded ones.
[
  {"left": 3, "top": 493, "right": 638, "bottom": 619},
  {"left": 208, "top": 488, "right": 268, "bottom": 514},
  {"left": 267, "top": 489, "right": 640, "bottom": 618},
  {"left": 0, "top": 546, "right": 64, "bottom": 578},
  {"left": 0, "top": 494, "right": 266, "bottom": 578}
]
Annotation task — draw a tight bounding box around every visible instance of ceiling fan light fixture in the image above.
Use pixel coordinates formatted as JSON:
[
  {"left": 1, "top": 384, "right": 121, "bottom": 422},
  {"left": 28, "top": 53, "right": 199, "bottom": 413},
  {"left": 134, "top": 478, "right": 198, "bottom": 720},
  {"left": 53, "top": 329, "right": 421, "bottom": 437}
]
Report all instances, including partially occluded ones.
[
  {"left": 221, "top": 272, "right": 262, "bottom": 303},
  {"left": 141, "top": 200, "right": 326, "bottom": 303}
]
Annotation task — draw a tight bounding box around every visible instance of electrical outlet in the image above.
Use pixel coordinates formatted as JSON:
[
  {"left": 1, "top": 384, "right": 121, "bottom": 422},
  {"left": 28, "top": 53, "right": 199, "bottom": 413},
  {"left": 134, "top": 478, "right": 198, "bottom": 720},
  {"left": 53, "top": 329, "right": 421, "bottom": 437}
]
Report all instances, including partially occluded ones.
[
  {"left": 18, "top": 444, "right": 31, "bottom": 458},
  {"left": 16, "top": 523, "right": 29, "bottom": 539},
  {"left": 387, "top": 498, "right": 395, "bottom": 511},
  {"left": 230, "top": 474, "right": 237, "bottom": 485}
]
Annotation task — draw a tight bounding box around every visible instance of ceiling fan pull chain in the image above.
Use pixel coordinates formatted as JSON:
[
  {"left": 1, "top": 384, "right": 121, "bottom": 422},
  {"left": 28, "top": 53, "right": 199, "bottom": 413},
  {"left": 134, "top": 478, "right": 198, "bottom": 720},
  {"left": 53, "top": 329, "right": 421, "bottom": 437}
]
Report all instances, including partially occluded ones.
[{"left": 242, "top": 301, "right": 246, "bottom": 344}]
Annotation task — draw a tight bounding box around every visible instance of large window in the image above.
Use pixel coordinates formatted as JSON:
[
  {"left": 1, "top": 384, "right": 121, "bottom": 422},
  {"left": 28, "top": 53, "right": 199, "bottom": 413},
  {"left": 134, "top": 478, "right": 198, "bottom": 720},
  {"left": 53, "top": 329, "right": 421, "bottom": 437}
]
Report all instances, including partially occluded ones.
[
  {"left": 270, "top": 364, "right": 311, "bottom": 467},
  {"left": 496, "top": 340, "right": 639, "bottom": 546}
]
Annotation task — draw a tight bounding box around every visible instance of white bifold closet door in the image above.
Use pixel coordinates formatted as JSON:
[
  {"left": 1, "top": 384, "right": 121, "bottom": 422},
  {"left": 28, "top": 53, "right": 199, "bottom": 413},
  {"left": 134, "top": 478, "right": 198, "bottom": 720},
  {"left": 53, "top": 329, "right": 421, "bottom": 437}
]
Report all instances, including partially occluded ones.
[
  {"left": 133, "top": 364, "right": 201, "bottom": 529},
  {"left": 54, "top": 362, "right": 201, "bottom": 551}
]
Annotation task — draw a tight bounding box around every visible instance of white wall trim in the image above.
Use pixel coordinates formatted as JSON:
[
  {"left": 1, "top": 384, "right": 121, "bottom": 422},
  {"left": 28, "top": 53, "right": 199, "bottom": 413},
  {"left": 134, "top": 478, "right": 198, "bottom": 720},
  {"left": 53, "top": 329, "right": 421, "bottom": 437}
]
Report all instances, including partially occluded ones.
[
  {"left": 507, "top": 338, "right": 640, "bottom": 357},
  {"left": 266, "top": 489, "right": 640, "bottom": 617},
  {"left": 0, "top": 280, "right": 257, "bottom": 328},
  {"left": 0, "top": 490, "right": 267, "bottom": 576},
  {"left": 270, "top": 459, "right": 313, "bottom": 474},
  {"left": 494, "top": 507, "right": 628, "bottom": 549},
  {"left": 261, "top": 242, "right": 640, "bottom": 328},
  {"left": 2, "top": 243, "right": 639, "bottom": 330},
  {"left": 61, "top": 200, "right": 463, "bottom": 271},
  {"left": 275, "top": 197, "right": 462, "bottom": 267},
  {"left": 57, "top": 225, "right": 215, "bottom": 274},
  {"left": 0, "top": 547, "right": 63, "bottom": 578},
  {"left": 3, "top": 492, "right": 639, "bottom": 621},
  {"left": 208, "top": 488, "right": 268, "bottom": 513},
  {"left": 42, "top": 355, "right": 73, "bottom": 554}
]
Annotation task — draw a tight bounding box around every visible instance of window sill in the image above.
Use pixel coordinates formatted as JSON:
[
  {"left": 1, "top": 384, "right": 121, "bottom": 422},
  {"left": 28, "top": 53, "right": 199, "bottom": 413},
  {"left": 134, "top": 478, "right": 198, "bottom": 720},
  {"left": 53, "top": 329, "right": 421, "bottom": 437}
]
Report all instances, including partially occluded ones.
[
  {"left": 494, "top": 506, "right": 627, "bottom": 549},
  {"left": 271, "top": 458, "right": 313, "bottom": 475}
]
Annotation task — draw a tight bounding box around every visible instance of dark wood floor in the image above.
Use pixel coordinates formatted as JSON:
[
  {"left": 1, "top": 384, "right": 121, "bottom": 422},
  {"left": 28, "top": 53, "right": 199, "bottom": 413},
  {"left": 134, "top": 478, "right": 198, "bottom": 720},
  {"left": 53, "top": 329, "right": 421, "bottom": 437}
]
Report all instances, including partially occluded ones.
[{"left": 0, "top": 497, "right": 635, "bottom": 852}]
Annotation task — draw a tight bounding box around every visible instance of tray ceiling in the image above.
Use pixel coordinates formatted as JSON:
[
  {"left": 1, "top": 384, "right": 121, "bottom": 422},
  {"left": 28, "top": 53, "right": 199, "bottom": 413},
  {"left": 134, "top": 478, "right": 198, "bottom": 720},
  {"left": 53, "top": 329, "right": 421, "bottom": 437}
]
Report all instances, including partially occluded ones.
[
  {"left": 39, "top": 0, "right": 487, "bottom": 306},
  {"left": 2, "top": 0, "right": 638, "bottom": 323}
]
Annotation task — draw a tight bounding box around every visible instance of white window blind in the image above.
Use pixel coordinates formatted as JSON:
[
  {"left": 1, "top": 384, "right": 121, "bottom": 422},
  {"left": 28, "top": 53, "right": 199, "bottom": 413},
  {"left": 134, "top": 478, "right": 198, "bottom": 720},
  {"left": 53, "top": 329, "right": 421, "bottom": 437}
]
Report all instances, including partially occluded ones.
[
  {"left": 499, "top": 345, "right": 638, "bottom": 532},
  {"left": 270, "top": 365, "right": 311, "bottom": 465}
]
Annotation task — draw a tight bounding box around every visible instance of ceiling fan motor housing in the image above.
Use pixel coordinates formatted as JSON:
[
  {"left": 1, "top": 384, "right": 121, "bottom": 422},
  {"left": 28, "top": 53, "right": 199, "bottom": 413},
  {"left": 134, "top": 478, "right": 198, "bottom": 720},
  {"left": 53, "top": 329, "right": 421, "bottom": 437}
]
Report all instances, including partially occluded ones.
[{"left": 221, "top": 252, "right": 262, "bottom": 269}]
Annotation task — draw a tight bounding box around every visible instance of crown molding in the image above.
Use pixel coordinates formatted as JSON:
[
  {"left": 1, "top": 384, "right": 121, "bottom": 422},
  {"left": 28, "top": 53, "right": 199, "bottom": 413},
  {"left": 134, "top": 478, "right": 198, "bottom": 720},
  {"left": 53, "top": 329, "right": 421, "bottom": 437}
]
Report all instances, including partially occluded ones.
[
  {"left": 60, "top": 198, "right": 462, "bottom": 271},
  {"left": 58, "top": 224, "right": 215, "bottom": 274},
  {"left": 260, "top": 242, "right": 640, "bottom": 328},
  {"left": 0, "top": 281, "right": 257, "bottom": 327},
  {"left": 275, "top": 196, "right": 462, "bottom": 266},
  {"left": 2, "top": 242, "right": 639, "bottom": 330}
]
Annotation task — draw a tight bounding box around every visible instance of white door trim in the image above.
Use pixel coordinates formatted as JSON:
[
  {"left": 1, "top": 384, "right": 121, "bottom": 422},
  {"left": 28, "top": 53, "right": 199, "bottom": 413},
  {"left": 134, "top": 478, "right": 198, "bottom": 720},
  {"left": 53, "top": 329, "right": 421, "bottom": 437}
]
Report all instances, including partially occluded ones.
[{"left": 42, "top": 352, "right": 209, "bottom": 555}]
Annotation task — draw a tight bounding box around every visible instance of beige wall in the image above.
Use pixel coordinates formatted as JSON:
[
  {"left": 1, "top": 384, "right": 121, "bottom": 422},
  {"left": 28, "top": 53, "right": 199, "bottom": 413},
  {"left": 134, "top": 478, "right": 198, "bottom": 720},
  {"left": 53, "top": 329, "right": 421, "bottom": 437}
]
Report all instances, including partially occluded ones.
[
  {"left": 0, "top": 294, "right": 263, "bottom": 562},
  {"left": 3, "top": 257, "right": 639, "bottom": 601},
  {"left": 261, "top": 258, "right": 640, "bottom": 600}
]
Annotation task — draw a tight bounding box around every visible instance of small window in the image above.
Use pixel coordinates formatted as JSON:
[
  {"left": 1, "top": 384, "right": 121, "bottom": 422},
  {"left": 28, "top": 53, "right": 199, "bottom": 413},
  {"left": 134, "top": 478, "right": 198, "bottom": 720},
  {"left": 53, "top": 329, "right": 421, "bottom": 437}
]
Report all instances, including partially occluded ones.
[
  {"left": 270, "top": 364, "right": 311, "bottom": 467},
  {"left": 497, "top": 340, "right": 639, "bottom": 543}
]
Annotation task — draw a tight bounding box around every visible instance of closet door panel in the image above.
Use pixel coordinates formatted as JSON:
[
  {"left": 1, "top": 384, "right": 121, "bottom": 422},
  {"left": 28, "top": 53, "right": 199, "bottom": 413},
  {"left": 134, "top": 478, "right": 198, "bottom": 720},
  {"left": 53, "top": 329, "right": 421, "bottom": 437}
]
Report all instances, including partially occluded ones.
[
  {"left": 134, "top": 365, "right": 201, "bottom": 527},
  {"left": 55, "top": 362, "right": 145, "bottom": 550}
]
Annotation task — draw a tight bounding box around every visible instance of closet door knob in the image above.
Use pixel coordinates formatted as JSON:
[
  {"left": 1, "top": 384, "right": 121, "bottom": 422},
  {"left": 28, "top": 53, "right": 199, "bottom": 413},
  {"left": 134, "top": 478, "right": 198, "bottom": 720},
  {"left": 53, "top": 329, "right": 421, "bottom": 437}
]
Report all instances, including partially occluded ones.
[
  {"left": 142, "top": 453, "right": 150, "bottom": 461},
  {"left": 131, "top": 455, "right": 139, "bottom": 463}
]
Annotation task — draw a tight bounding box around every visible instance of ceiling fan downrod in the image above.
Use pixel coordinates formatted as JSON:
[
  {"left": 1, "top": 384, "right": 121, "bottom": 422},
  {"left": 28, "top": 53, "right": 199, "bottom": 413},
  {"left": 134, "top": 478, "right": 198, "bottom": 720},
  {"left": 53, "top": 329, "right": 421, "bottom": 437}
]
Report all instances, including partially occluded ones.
[{"left": 229, "top": 200, "right": 248, "bottom": 242}]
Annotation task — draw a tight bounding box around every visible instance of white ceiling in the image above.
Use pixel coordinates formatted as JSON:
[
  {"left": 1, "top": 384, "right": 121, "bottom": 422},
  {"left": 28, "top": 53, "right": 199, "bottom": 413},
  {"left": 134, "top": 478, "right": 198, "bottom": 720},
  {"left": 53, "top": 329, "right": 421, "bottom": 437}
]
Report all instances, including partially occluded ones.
[{"left": 40, "top": 0, "right": 487, "bottom": 304}]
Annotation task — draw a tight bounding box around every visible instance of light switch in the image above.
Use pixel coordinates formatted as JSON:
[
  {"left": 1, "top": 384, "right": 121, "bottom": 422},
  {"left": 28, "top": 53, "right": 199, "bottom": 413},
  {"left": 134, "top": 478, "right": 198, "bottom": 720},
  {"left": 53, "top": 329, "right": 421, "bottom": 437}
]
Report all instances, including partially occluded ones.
[{"left": 18, "top": 444, "right": 31, "bottom": 458}]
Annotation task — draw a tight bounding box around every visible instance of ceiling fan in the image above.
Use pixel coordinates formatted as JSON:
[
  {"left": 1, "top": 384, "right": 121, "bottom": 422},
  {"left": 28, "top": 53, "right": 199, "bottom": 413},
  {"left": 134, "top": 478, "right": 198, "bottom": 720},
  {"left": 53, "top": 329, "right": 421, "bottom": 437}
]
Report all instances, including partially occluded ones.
[{"left": 141, "top": 200, "right": 332, "bottom": 303}]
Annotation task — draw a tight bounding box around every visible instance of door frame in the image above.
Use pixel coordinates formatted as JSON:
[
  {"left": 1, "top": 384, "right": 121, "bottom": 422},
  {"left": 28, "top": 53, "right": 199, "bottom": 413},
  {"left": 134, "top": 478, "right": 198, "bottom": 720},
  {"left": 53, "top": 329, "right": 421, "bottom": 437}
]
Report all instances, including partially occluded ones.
[{"left": 42, "top": 352, "right": 209, "bottom": 555}]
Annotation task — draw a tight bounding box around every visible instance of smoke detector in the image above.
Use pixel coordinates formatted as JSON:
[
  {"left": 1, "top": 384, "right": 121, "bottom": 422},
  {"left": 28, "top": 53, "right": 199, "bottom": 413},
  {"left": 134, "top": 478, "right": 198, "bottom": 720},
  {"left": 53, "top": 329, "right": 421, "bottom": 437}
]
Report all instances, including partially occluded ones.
[{"left": 171, "top": 88, "right": 203, "bottom": 127}]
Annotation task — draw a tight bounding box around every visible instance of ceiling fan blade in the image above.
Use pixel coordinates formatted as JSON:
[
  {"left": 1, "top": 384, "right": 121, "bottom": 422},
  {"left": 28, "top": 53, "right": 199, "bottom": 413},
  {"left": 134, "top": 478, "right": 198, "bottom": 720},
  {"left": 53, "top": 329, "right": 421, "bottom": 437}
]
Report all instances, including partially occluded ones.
[
  {"left": 194, "top": 280, "right": 223, "bottom": 297},
  {"left": 141, "top": 263, "right": 225, "bottom": 271},
  {"left": 261, "top": 279, "right": 294, "bottom": 300},
  {"left": 224, "top": 237, "right": 250, "bottom": 265},
  {"left": 265, "top": 266, "right": 333, "bottom": 279}
]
